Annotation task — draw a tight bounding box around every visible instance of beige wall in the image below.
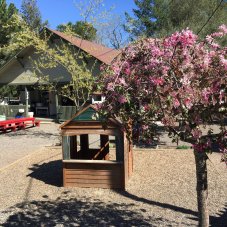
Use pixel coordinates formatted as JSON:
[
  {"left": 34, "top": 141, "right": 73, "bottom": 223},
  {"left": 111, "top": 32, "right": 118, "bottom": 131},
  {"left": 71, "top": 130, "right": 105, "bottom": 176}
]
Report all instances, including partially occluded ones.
[{"left": 0, "top": 44, "right": 102, "bottom": 85}]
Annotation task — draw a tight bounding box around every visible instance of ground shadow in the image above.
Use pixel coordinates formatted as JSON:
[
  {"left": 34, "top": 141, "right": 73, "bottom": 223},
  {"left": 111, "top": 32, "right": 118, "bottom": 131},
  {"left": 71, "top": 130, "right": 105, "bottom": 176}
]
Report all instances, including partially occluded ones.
[
  {"left": 1, "top": 194, "right": 171, "bottom": 227},
  {"left": 116, "top": 191, "right": 227, "bottom": 226},
  {"left": 26, "top": 159, "right": 226, "bottom": 226},
  {"left": 117, "top": 190, "right": 198, "bottom": 217},
  {"left": 28, "top": 160, "right": 63, "bottom": 187},
  {"left": 2, "top": 129, "right": 59, "bottom": 139},
  {"left": 210, "top": 204, "right": 227, "bottom": 227}
]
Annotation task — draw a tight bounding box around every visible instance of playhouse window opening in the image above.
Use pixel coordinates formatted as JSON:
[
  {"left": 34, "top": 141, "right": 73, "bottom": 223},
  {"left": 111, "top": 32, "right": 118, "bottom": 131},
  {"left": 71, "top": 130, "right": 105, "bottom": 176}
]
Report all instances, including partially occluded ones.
[{"left": 64, "top": 134, "right": 120, "bottom": 161}]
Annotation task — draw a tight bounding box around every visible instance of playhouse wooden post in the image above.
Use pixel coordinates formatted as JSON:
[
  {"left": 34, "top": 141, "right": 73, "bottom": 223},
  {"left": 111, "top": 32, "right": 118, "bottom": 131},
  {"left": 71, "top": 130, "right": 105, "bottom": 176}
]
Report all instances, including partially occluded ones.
[
  {"left": 100, "top": 135, "right": 109, "bottom": 160},
  {"left": 62, "top": 135, "right": 70, "bottom": 160}
]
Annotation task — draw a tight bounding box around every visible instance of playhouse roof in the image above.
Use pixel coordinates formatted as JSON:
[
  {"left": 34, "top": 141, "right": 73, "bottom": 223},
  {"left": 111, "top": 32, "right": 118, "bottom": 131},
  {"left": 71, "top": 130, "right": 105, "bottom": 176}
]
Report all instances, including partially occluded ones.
[{"left": 60, "top": 104, "right": 121, "bottom": 129}]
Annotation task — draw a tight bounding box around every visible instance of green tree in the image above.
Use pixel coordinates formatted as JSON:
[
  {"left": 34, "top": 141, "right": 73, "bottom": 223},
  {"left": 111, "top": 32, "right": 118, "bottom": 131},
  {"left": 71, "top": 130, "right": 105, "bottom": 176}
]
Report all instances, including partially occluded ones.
[
  {"left": 154, "top": 0, "right": 227, "bottom": 38},
  {"left": 0, "top": 0, "right": 18, "bottom": 66},
  {"left": 21, "top": 0, "right": 48, "bottom": 32},
  {"left": 0, "top": 85, "right": 19, "bottom": 102},
  {"left": 0, "top": 0, "right": 20, "bottom": 99},
  {"left": 124, "top": 0, "right": 155, "bottom": 39},
  {"left": 57, "top": 21, "right": 97, "bottom": 41},
  {"left": 5, "top": 15, "right": 96, "bottom": 110},
  {"left": 125, "top": 0, "right": 227, "bottom": 39}
]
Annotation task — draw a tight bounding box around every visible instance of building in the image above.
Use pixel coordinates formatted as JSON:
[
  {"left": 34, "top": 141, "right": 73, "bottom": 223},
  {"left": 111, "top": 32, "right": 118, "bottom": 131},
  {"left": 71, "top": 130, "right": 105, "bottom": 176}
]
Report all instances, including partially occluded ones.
[{"left": 0, "top": 28, "right": 120, "bottom": 120}]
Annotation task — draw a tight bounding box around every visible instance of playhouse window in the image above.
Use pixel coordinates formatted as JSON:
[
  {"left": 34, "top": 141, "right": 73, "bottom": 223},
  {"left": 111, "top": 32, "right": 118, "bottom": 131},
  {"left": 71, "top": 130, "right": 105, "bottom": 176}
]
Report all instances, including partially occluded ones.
[{"left": 62, "top": 134, "right": 123, "bottom": 162}]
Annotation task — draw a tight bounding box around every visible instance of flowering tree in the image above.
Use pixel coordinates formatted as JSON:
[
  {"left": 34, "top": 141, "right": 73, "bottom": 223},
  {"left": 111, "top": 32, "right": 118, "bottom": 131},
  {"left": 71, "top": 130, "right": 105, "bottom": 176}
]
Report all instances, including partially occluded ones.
[{"left": 99, "top": 26, "right": 227, "bottom": 227}]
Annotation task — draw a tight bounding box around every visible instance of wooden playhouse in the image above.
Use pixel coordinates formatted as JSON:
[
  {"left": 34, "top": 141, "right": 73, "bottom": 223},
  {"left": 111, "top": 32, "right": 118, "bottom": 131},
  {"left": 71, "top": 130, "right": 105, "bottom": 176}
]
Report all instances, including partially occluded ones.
[{"left": 60, "top": 104, "right": 133, "bottom": 189}]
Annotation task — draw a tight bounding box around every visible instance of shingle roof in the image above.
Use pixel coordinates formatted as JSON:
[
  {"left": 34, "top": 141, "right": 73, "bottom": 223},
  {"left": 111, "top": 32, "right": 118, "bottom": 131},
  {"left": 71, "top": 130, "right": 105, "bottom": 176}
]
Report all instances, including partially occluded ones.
[{"left": 48, "top": 28, "right": 121, "bottom": 65}]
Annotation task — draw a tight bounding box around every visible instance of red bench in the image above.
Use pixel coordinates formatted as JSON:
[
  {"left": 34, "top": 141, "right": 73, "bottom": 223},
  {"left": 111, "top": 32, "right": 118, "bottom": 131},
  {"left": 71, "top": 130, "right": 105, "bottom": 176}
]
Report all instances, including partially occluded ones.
[{"left": 0, "top": 117, "right": 40, "bottom": 132}]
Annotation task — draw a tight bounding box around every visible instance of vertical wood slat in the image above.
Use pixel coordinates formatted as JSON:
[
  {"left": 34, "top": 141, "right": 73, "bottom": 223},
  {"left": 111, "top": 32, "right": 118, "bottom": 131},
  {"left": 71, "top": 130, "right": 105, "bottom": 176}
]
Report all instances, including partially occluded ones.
[
  {"left": 128, "top": 141, "right": 133, "bottom": 177},
  {"left": 62, "top": 136, "right": 71, "bottom": 160},
  {"left": 124, "top": 133, "right": 129, "bottom": 187}
]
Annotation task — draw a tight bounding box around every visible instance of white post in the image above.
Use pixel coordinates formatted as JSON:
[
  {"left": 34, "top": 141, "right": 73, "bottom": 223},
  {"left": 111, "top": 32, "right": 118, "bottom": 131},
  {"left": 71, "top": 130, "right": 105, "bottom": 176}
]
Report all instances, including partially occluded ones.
[{"left": 25, "top": 86, "right": 29, "bottom": 117}]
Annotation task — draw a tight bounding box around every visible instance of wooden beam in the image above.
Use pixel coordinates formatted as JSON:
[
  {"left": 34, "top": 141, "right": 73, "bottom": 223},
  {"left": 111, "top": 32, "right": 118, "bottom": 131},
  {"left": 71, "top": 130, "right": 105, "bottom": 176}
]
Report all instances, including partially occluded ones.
[
  {"left": 62, "top": 136, "right": 70, "bottom": 160},
  {"left": 61, "top": 129, "right": 119, "bottom": 136}
]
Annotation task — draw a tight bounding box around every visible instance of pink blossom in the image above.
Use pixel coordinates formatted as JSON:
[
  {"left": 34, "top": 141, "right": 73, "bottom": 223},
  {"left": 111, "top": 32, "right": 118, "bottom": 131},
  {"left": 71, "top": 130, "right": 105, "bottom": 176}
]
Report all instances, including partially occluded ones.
[
  {"left": 202, "top": 89, "right": 210, "bottom": 103},
  {"left": 220, "top": 56, "right": 227, "bottom": 70},
  {"left": 218, "top": 24, "right": 227, "bottom": 34},
  {"left": 143, "top": 104, "right": 150, "bottom": 111},
  {"left": 125, "top": 67, "right": 131, "bottom": 75},
  {"left": 173, "top": 99, "right": 180, "bottom": 108},
  {"left": 151, "top": 46, "right": 163, "bottom": 57},
  {"left": 205, "top": 35, "right": 213, "bottom": 44},
  {"left": 184, "top": 98, "right": 193, "bottom": 109},
  {"left": 106, "top": 83, "right": 114, "bottom": 91},
  {"left": 118, "top": 78, "right": 127, "bottom": 86},
  {"left": 211, "top": 32, "right": 224, "bottom": 37},
  {"left": 211, "top": 42, "right": 220, "bottom": 49},
  {"left": 150, "top": 77, "right": 164, "bottom": 86},
  {"left": 118, "top": 95, "right": 127, "bottom": 104},
  {"left": 191, "top": 128, "right": 202, "bottom": 139},
  {"left": 95, "top": 103, "right": 103, "bottom": 110}
]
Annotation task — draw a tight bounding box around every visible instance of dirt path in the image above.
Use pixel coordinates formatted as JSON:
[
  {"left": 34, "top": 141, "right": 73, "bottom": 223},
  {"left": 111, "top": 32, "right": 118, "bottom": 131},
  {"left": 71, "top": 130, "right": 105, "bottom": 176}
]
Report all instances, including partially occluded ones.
[
  {"left": 0, "top": 123, "right": 60, "bottom": 169},
  {"left": 0, "top": 147, "right": 226, "bottom": 226}
]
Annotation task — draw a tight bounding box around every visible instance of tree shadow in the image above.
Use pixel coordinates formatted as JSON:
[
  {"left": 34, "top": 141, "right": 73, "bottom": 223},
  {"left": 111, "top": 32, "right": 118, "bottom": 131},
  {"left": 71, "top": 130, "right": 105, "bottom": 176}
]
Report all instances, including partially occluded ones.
[
  {"left": 116, "top": 191, "right": 227, "bottom": 226},
  {"left": 210, "top": 204, "right": 227, "bottom": 227},
  {"left": 2, "top": 129, "right": 59, "bottom": 139},
  {"left": 27, "top": 160, "right": 226, "bottom": 226},
  {"left": 27, "top": 160, "right": 63, "bottom": 187},
  {"left": 1, "top": 194, "right": 172, "bottom": 227},
  {"left": 116, "top": 190, "right": 198, "bottom": 217}
]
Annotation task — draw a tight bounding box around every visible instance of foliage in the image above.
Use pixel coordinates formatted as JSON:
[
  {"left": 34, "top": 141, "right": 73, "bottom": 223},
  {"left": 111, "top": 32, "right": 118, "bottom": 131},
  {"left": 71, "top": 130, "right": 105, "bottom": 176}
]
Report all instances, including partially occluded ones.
[
  {"left": 0, "top": 0, "right": 18, "bottom": 66},
  {"left": 99, "top": 25, "right": 227, "bottom": 227},
  {"left": 0, "top": 85, "right": 19, "bottom": 101},
  {"left": 125, "top": 0, "right": 227, "bottom": 40},
  {"left": 3, "top": 14, "right": 96, "bottom": 110},
  {"left": 21, "top": 0, "right": 48, "bottom": 32},
  {"left": 57, "top": 21, "right": 97, "bottom": 41},
  {"left": 100, "top": 25, "right": 227, "bottom": 160},
  {"left": 125, "top": 0, "right": 155, "bottom": 39},
  {"left": 176, "top": 145, "right": 191, "bottom": 149}
]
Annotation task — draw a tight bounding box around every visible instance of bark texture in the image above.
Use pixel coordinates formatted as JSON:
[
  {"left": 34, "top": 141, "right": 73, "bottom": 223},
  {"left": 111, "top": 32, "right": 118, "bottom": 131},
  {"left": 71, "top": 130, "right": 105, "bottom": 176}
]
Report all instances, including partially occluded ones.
[{"left": 194, "top": 150, "right": 209, "bottom": 227}]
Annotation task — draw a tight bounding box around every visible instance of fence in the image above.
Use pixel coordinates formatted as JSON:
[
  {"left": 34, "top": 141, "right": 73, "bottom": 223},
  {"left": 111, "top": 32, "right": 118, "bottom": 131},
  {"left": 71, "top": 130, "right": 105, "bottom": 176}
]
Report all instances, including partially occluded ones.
[
  {"left": 0, "top": 105, "right": 27, "bottom": 118},
  {"left": 0, "top": 105, "right": 78, "bottom": 121}
]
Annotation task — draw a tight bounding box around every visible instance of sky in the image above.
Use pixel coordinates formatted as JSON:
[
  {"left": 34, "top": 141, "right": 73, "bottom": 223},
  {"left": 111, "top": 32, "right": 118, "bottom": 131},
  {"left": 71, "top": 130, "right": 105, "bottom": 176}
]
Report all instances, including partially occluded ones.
[{"left": 6, "top": 0, "right": 136, "bottom": 29}]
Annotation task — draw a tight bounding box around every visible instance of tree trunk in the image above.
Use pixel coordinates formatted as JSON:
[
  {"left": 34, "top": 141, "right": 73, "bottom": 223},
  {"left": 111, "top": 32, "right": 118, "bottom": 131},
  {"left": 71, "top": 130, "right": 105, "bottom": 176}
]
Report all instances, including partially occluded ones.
[{"left": 194, "top": 150, "right": 209, "bottom": 227}]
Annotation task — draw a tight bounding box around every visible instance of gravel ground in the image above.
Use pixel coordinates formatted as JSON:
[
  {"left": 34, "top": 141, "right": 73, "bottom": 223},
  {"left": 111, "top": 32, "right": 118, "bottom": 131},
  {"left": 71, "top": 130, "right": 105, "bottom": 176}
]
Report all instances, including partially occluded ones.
[
  {"left": 0, "top": 122, "right": 60, "bottom": 169},
  {"left": 0, "top": 147, "right": 226, "bottom": 226}
]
